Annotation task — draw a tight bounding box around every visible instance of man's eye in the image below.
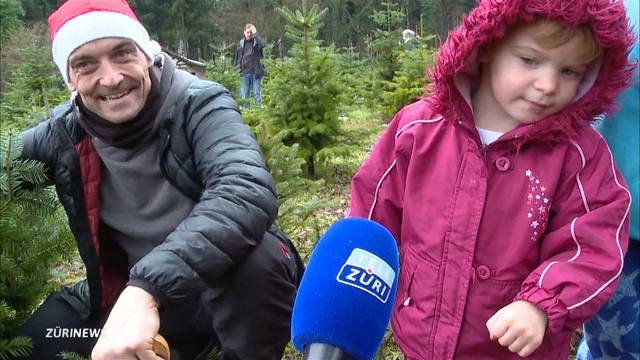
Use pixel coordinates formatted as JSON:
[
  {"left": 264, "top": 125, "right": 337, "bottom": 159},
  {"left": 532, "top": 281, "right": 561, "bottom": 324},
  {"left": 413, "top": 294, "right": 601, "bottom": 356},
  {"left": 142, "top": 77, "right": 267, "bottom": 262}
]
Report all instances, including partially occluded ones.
[
  {"left": 116, "top": 50, "right": 133, "bottom": 60},
  {"left": 73, "top": 61, "right": 93, "bottom": 72}
]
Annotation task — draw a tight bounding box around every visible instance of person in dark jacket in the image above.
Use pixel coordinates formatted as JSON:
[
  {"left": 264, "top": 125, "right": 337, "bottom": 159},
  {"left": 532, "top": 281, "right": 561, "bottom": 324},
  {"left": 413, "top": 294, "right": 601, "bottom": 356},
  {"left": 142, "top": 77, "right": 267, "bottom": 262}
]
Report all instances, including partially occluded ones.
[
  {"left": 14, "top": 1, "right": 302, "bottom": 359},
  {"left": 233, "top": 23, "right": 266, "bottom": 108}
]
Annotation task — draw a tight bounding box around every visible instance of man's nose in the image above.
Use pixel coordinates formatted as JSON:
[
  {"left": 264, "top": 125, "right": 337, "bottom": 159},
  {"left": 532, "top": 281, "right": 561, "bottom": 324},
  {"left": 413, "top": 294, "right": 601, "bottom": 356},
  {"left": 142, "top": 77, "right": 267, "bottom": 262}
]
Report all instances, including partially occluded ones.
[
  {"left": 533, "top": 70, "right": 559, "bottom": 95},
  {"left": 96, "top": 60, "right": 124, "bottom": 87}
]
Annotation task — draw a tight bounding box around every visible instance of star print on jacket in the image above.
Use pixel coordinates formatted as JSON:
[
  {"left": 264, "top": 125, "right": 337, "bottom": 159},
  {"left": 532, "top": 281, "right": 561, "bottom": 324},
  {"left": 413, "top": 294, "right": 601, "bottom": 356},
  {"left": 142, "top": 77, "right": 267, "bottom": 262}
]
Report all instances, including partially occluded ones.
[{"left": 525, "top": 169, "right": 550, "bottom": 241}]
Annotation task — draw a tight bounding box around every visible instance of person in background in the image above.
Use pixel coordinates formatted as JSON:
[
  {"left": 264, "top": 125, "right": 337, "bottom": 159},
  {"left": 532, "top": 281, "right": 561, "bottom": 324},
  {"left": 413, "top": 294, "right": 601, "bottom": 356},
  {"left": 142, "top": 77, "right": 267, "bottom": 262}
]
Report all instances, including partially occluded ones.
[
  {"left": 348, "top": 0, "right": 634, "bottom": 359},
  {"left": 234, "top": 23, "right": 266, "bottom": 108},
  {"left": 577, "top": 0, "right": 639, "bottom": 358},
  {"left": 401, "top": 29, "right": 420, "bottom": 50},
  {"left": 14, "top": 0, "right": 302, "bottom": 359}
]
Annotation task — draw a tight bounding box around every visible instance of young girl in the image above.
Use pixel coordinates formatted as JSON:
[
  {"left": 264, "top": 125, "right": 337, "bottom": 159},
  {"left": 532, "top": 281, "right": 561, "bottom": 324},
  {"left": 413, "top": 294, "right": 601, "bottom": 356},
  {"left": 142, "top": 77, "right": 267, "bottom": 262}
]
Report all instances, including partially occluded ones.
[{"left": 348, "top": 0, "right": 635, "bottom": 359}]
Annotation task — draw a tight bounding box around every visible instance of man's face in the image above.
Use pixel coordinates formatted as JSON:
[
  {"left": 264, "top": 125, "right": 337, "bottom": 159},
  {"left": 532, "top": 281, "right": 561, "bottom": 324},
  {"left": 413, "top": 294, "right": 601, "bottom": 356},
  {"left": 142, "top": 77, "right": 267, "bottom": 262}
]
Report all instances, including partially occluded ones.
[
  {"left": 67, "top": 38, "right": 152, "bottom": 124},
  {"left": 244, "top": 28, "right": 253, "bottom": 40}
]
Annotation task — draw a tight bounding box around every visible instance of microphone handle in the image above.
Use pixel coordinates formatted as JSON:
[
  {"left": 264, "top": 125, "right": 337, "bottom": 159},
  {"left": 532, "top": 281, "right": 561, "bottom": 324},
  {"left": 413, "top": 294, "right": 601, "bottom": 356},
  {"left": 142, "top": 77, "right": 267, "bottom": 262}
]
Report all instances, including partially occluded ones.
[{"left": 303, "top": 343, "right": 353, "bottom": 360}]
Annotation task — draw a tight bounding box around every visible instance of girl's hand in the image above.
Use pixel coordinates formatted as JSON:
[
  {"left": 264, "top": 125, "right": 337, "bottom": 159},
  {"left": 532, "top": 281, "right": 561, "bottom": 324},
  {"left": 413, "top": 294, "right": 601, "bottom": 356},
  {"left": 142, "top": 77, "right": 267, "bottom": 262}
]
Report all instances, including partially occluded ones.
[{"left": 486, "top": 300, "right": 548, "bottom": 357}]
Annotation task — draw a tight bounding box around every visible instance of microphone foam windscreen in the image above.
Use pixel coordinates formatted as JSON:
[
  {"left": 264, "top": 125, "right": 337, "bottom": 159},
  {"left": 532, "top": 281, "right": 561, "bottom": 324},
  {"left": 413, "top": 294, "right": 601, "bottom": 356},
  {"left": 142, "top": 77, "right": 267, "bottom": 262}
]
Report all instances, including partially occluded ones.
[{"left": 291, "top": 217, "right": 399, "bottom": 360}]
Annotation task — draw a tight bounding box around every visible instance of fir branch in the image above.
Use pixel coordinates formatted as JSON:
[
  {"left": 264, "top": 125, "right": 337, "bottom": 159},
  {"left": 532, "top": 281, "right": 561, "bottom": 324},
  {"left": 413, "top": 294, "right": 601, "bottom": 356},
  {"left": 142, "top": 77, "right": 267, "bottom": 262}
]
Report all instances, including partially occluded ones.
[
  {"left": 0, "top": 336, "right": 32, "bottom": 360},
  {"left": 57, "top": 351, "right": 89, "bottom": 360}
]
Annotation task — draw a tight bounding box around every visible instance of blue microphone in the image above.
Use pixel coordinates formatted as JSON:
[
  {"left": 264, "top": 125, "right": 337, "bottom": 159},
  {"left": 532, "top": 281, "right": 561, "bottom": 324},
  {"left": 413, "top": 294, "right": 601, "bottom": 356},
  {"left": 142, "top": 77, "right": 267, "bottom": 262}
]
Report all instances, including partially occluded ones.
[{"left": 291, "top": 217, "right": 399, "bottom": 360}]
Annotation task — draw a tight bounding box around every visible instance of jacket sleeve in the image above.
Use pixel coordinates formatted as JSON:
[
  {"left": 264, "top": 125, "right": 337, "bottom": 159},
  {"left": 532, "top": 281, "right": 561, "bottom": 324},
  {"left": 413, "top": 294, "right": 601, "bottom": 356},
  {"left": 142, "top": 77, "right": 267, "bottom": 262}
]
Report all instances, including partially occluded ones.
[
  {"left": 233, "top": 42, "right": 241, "bottom": 69},
  {"left": 348, "top": 109, "right": 405, "bottom": 244},
  {"left": 20, "top": 105, "right": 73, "bottom": 183},
  {"left": 253, "top": 33, "right": 266, "bottom": 51},
  {"left": 21, "top": 120, "right": 54, "bottom": 171},
  {"left": 515, "top": 136, "right": 631, "bottom": 333},
  {"left": 128, "top": 85, "right": 278, "bottom": 305}
]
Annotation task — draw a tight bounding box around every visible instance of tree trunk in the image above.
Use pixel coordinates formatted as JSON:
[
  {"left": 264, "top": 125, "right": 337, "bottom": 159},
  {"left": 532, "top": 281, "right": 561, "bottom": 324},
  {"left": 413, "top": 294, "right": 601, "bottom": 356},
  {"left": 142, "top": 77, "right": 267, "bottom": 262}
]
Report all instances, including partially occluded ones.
[{"left": 41, "top": 83, "right": 49, "bottom": 109}]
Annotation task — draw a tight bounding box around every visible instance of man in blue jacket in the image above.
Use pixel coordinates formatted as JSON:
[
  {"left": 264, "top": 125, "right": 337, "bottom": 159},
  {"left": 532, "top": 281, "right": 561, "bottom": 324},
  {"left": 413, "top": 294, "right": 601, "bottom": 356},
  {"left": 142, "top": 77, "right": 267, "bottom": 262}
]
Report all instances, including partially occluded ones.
[{"left": 15, "top": 0, "right": 301, "bottom": 359}]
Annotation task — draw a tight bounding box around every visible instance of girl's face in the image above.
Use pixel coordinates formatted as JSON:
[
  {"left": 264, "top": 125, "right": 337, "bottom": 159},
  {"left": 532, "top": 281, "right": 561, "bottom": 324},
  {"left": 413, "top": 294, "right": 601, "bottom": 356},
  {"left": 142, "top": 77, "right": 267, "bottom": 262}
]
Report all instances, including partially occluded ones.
[{"left": 475, "top": 22, "right": 593, "bottom": 132}]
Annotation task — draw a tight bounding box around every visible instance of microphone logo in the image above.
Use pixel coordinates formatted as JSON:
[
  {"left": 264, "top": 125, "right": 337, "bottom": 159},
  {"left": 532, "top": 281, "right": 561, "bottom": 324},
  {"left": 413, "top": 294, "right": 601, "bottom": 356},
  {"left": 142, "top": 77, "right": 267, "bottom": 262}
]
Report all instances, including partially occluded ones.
[{"left": 336, "top": 248, "right": 396, "bottom": 303}]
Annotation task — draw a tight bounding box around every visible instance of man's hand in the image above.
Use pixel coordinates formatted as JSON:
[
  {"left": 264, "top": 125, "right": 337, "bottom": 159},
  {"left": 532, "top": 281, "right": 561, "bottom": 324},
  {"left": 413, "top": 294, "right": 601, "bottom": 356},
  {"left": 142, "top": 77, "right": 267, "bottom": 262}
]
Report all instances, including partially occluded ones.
[
  {"left": 486, "top": 300, "right": 548, "bottom": 358},
  {"left": 92, "top": 286, "right": 161, "bottom": 360},
  {"left": 250, "top": 25, "right": 257, "bottom": 35}
]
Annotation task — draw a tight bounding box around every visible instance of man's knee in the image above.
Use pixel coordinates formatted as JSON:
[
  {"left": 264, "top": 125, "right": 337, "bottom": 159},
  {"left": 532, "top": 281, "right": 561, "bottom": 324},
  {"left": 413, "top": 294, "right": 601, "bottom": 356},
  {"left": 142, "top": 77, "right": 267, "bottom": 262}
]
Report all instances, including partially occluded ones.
[
  {"left": 233, "top": 232, "right": 298, "bottom": 289},
  {"left": 14, "top": 292, "right": 104, "bottom": 358},
  {"left": 203, "top": 232, "right": 300, "bottom": 359}
]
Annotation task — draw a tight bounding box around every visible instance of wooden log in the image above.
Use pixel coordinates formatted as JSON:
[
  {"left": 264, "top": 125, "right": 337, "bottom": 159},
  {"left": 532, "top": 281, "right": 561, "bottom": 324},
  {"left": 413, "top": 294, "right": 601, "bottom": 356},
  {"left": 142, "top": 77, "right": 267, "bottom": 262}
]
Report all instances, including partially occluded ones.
[{"left": 161, "top": 47, "right": 207, "bottom": 70}]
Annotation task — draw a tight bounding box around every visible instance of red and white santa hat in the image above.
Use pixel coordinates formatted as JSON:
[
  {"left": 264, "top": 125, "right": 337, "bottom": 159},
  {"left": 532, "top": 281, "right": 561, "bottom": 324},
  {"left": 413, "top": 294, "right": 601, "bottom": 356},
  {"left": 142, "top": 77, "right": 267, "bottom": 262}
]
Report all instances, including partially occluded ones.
[{"left": 48, "top": 0, "right": 154, "bottom": 84}]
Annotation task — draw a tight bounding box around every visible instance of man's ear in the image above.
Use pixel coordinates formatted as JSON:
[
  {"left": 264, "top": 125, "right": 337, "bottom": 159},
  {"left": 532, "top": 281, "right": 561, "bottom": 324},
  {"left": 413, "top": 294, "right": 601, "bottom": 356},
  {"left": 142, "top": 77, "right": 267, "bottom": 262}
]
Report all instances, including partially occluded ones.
[
  {"left": 67, "top": 80, "right": 76, "bottom": 92},
  {"left": 66, "top": 67, "right": 77, "bottom": 91}
]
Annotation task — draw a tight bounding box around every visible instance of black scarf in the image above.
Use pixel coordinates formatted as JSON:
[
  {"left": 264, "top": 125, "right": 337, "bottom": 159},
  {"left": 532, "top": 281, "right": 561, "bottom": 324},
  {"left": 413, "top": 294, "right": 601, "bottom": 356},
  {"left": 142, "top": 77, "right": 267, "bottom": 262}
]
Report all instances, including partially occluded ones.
[{"left": 76, "top": 70, "right": 161, "bottom": 149}]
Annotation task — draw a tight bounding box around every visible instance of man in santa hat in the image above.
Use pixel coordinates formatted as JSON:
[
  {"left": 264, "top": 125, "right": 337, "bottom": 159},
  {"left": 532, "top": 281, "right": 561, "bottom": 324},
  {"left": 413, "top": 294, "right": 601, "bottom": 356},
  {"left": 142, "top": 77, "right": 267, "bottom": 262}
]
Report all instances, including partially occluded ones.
[{"left": 15, "top": 0, "right": 303, "bottom": 359}]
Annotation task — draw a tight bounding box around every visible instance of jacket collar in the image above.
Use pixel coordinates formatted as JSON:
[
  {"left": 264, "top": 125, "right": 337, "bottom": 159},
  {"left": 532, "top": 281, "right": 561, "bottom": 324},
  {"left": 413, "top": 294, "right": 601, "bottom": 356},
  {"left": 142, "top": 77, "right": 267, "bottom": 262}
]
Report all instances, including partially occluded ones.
[{"left": 151, "top": 53, "right": 197, "bottom": 131}]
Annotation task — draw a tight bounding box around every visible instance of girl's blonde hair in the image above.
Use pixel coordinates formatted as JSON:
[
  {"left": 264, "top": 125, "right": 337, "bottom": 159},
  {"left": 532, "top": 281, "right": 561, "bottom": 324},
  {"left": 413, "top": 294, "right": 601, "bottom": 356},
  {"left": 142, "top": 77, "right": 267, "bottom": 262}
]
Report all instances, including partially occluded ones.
[{"left": 523, "top": 19, "right": 601, "bottom": 63}]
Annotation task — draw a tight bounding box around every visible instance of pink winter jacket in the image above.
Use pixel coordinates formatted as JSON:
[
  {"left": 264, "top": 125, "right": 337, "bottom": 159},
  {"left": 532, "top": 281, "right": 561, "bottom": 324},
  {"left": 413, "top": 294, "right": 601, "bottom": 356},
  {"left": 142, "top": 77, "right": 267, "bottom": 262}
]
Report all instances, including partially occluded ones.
[{"left": 349, "top": 1, "right": 635, "bottom": 359}]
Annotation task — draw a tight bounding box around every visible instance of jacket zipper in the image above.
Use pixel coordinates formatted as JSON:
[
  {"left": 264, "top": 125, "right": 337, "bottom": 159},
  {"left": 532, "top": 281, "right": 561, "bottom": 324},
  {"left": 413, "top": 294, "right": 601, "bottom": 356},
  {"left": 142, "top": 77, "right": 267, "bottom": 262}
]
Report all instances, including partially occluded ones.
[
  {"left": 158, "top": 118, "right": 201, "bottom": 202},
  {"left": 480, "top": 143, "right": 488, "bottom": 158}
]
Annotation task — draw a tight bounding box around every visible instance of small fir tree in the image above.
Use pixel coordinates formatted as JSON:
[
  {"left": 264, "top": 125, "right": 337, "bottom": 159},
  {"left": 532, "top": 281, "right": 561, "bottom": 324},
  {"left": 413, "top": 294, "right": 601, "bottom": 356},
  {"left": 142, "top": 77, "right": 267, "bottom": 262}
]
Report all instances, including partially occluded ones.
[
  {"left": 333, "top": 51, "right": 377, "bottom": 109},
  {"left": 265, "top": 0, "right": 342, "bottom": 177},
  {"left": 0, "top": 132, "right": 75, "bottom": 359},
  {"left": 204, "top": 41, "right": 241, "bottom": 98},
  {"left": 367, "top": 1, "right": 405, "bottom": 84},
  {"left": 380, "top": 42, "right": 436, "bottom": 119},
  {"left": 0, "top": 24, "right": 68, "bottom": 131},
  {"left": 242, "top": 109, "right": 329, "bottom": 240},
  {"left": 0, "top": 0, "right": 24, "bottom": 49}
]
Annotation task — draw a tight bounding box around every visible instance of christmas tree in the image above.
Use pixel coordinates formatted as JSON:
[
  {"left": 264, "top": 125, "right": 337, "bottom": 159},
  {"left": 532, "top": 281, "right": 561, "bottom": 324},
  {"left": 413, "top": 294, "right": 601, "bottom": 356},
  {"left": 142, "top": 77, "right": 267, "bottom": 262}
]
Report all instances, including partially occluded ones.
[
  {"left": 265, "top": 0, "right": 342, "bottom": 177},
  {"left": 0, "top": 132, "right": 75, "bottom": 359}
]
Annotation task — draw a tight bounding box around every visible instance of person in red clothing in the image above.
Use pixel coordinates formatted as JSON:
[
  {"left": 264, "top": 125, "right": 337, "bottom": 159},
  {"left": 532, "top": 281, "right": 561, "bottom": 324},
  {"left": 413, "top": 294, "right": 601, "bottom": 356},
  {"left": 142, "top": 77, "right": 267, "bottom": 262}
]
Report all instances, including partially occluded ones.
[{"left": 348, "top": 0, "right": 635, "bottom": 359}]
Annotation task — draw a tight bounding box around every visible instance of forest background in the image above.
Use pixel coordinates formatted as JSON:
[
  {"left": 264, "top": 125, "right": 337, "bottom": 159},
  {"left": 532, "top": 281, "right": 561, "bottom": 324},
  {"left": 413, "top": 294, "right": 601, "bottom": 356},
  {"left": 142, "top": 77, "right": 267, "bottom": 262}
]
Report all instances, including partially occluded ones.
[{"left": 0, "top": 0, "right": 529, "bottom": 358}]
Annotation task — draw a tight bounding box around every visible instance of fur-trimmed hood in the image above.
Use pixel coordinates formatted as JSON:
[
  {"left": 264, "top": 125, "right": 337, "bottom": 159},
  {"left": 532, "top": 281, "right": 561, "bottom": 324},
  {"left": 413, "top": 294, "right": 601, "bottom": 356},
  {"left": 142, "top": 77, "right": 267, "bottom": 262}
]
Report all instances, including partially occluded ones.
[{"left": 428, "top": 0, "right": 636, "bottom": 144}]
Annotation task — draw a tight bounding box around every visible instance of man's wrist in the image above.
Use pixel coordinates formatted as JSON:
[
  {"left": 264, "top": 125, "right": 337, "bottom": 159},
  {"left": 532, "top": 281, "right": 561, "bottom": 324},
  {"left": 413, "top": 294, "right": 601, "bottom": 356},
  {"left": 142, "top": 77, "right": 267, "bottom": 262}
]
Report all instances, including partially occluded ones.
[
  {"left": 124, "top": 283, "right": 160, "bottom": 308},
  {"left": 135, "top": 286, "right": 159, "bottom": 308}
]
